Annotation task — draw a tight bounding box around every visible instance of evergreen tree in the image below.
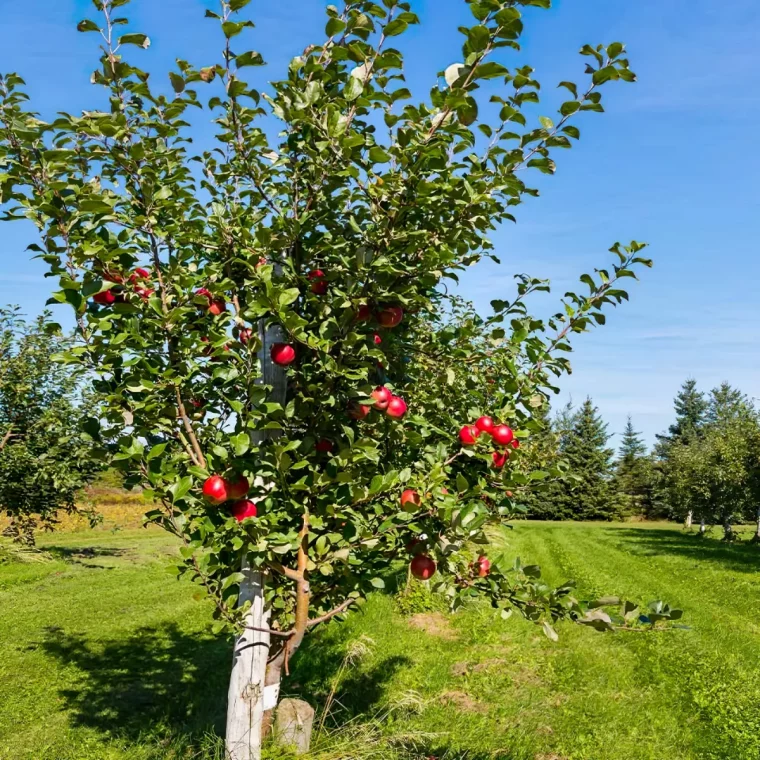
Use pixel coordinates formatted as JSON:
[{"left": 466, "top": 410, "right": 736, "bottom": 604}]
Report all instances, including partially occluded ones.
[
  {"left": 543, "top": 398, "right": 620, "bottom": 521},
  {"left": 655, "top": 379, "right": 707, "bottom": 454},
  {"left": 615, "top": 416, "right": 654, "bottom": 516},
  {"left": 653, "top": 379, "right": 707, "bottom": 521}
]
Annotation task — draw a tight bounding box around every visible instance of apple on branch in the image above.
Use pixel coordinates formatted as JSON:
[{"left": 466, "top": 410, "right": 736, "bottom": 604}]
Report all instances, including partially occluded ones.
[{"left": 410, "top": 554, "right": 436, "bottom": 580}]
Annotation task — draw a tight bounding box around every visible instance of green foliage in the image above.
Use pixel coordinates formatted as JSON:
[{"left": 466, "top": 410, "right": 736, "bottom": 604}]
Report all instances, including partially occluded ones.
[
  {"left": 0, "top": 0, "right": 649, "bottom": 647},
  {"left": 394, "top": 576, "right": 446, "bottom": 616},
  {"left": 0, "top": 308, "right": 104, "bottom": 543},
  {"left": 531, "top": 398, "right": 622, "bottom": 521},
  {"left": 657, "top": 379, "right": 708, "bottom": 453},
  {"left": 614, "top": 416, "right": 655, "bottom": 516},
  {"left": 657, "top": 381, "right": 760, "bottom": 536}
]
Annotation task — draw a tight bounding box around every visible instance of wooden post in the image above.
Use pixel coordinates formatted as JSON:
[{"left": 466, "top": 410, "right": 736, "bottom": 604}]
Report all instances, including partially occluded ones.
[
  {"left": 274, "top": 698, "right": 315, "bottom": 755},
  {"left": 226, "top": 568, "right": 274, "bottom": 760},
  {"left": 226, "top": 319, "right": 287, "bottom": 760}
]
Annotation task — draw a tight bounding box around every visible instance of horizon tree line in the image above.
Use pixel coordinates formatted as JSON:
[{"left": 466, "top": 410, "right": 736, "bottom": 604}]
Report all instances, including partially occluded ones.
[{"left": 527, "top": 380, "right": 760, "bottom": 540}]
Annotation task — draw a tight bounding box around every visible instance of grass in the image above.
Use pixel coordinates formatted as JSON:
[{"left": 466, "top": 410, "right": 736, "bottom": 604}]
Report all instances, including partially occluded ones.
[{"left": 2, "top": 513, "right": 760, "bottom": 760}]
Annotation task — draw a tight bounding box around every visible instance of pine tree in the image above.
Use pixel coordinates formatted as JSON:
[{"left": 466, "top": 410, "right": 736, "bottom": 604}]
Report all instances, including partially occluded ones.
[
  {"left": 655, "top": 379, "right": 707, "bottom": 454},
  {"left": 615, "top": 416, "right": 653, "bottom": 516},
  {"left": 548, "top": 398, "right": 620, "bottom": 521}
]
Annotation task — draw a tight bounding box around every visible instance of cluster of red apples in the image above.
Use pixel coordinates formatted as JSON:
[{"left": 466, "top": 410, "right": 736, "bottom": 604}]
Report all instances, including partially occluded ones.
[
  {"left": 202, "top": 474, "right": 258, "bottom": 522},
  {"left": 401, "top": 490, "right": 492, "bottom": 582},
  {"left": 92, "top": 267, "right": 154, "bottom": 305},
  {"left": 460, "top": 416, "right": 519, "bottom": 468}
]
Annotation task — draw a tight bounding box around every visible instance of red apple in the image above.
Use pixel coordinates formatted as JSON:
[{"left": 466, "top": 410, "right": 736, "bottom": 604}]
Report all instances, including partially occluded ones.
[
  {"left": 475, "top": 416, "right": 495, "bottom": 435},
  {"left": 373, "top": 334, "right": 382, "bottom": 345},
  {"left": 371, "top": 386, "right": 393, "bottom": 411},
  {"left": 271, "top": 343, "right": 296, "bottom": 366},
  {"left": 316, "top": 439, "right": 334, "bottom": 453},
  {"left": 227, "top": 474, "right": 250, "bottom": 500},
  {"left": 196, "top": 288, "right": 226, "bottom": 316},
  {"left": 355, "top": 304, "right": 372, "bottom": 322},
  {"left": 386, "top": 396, "right": 407, "bottom": 419},
  {"left": 202, "top": 475, "right": 230, "bottom": 505},
  {"left": 410, "top": 554, "right": 436, "bottom": 580},
  {"left": 492, "top": 424, "right": 514, "bottom": 446},
  {"left": 93, "top": 290, "right": 117, "bottom": 306},
  {"left": 459, "top": 425, "right": 481, "bottom": 445},
  {"left": 492, "top": 450, "right": 509, "bottom": 469},
  {"left": 135, "top": 286, "right": 154, "bottom": 300},
  {"left": 377, "top": 306, "right": 403, "bottom": 328},
  {"left": 510, "top": 439, "right": 520, "bottom": 450},
  {"left": 400, "top": 489, "right": 421, "bottom": 512},
  {"left": 231, "top": 499, "right": 258, "bottom": 522},
  {"left": 348, "top": 402, "right": 371, "bottom": 420},
  {"left": 506, "top": 490, "right": 514, "bottom": 498},
  {"left": 129, "top": 267, "right": 151, "bottom": 284},
  {"left": 308, "top": 269, "right": 328, "bottom": 295},
  {"left": 238, "top": 327, "right": 253, "bottom": 345},
  {"left": 477, "top": 556, "right": 491, "bottom": 577}
]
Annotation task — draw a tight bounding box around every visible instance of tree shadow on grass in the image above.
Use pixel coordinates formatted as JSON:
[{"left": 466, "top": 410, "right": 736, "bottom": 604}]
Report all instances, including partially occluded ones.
[
  {"left": 40, "top": 623, "right": 231, "bottom": 749},
  {"left": 44, "top": 545, "right": 132, "bottom": 568},
  {"left": 606, "top": 526, "right": 760, "bottom": 574}
]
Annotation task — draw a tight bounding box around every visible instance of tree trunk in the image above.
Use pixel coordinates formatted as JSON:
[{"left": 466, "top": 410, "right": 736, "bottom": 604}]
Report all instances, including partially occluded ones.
[
  {"left": 225, "top": 318, "right": 287, "bottom": 760},
  {"left": 723, "top": 519, "right": 734, "bottom": 542},
  {"left": 754, "top": 507, "right": 760, "bottom": 543},
  {"left": 699, "top": 518, "right": 706, "bottom": 536},
  {"left": 684, "top": 510, "right": 693, "bottom": 529}
]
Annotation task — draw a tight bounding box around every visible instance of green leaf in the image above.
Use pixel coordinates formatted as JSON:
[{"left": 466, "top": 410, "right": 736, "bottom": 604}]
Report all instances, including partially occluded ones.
[
  {"left": 77, "top": 19, "right": 100, "bottom": 33},
  {"left": 119, "top": 33, "right": 150, "bottom": 49},
  {"left": 147, "top": 442, "right": 168, "bottom": 461},
  {"left": 467, "top": 25, "right": 491, "bottom": 52},
  {"left": 171, "top": 476, "right": 193, "bottom": 503},
  {"left": 235, "top": 51, "right": 264, "bottom": 68},
  {"left": 230, "top": 433, "right": 250, "bottom": 456},
  {"left": 344, "top": 76, "right": 364, "bottom": 102},
  {"left": 592, "top": 66, "right": 619, "bottom": 85},
  {"left": 169, "top": 72, "right": 185, "bottom": 93},
  {"left": 560, "top": 101, "right": 581, "bottom": 116},
  {"left": 384, "top": 19, "right": 408, "bottom": 36},
  {"left": 326, "top": 17, "right": 346, "bottom": 36},
  {"left": 230, "top": 0, "right": 252, "bottom": 9},
  {"left": 457, "top": 97, "right": 478, "bottom": 126}
]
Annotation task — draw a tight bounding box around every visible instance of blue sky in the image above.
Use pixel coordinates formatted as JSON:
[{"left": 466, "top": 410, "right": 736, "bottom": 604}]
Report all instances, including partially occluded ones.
[{"left": 1, "top": 0, "right": 758, "bottom": 448}]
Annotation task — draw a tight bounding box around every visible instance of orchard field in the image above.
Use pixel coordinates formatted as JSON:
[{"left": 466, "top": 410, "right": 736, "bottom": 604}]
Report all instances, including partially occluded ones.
[{"left": 2, "top": 505, "right": 760, "bottom": 760}]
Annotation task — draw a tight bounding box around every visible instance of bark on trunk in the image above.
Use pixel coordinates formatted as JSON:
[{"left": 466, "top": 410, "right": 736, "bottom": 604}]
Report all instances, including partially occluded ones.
[
  {"left": 723, "top": 520, "right": 734, "bottom": 542},
  {"left": 699, "top": 518, "right": 706, "bottom": 536},
  {"left": 685, "top": 510, "right": 693, "bottom": 529},
  {"left": 225, "top": 319, "right": 287, "bottom": 760},
  {"left": 226, "top": 567, "right": 273, "bottom": 760},
  {"left": 755, "top": 507, "right": 760, "bottom": 541}
]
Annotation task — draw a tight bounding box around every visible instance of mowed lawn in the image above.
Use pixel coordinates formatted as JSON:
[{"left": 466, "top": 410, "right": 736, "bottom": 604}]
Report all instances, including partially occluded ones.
[{"left": 2, "top": 518, "right": 760, "bottom": 760}]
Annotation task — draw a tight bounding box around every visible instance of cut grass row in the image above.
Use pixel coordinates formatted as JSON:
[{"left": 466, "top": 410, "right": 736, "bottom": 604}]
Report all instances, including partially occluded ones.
[{"left": 1, "top": 518, "right": 759, "bottom": 759}]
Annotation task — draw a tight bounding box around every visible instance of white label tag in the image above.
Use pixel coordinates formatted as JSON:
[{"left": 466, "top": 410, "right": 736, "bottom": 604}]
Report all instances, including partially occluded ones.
[{"left": 263, "top": 683, "right": 280, "bottom": 710}]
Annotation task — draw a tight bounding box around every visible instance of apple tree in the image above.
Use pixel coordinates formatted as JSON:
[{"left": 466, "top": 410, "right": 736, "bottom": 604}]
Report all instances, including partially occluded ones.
[
  {"left": 0, "top": 308, "right": 104, "bottom": 544},
  {"left": 0, "top": 0, "right": 659, "bottom": 755}
]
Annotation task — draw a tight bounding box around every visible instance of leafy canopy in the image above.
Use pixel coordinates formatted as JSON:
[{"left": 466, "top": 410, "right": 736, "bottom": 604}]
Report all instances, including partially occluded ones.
[
  {"left": 0, "top": 0, "right": 655, "bottom": 651},
  {"left": 0, "top": 308, "right": 103, "bottom": 543}
]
